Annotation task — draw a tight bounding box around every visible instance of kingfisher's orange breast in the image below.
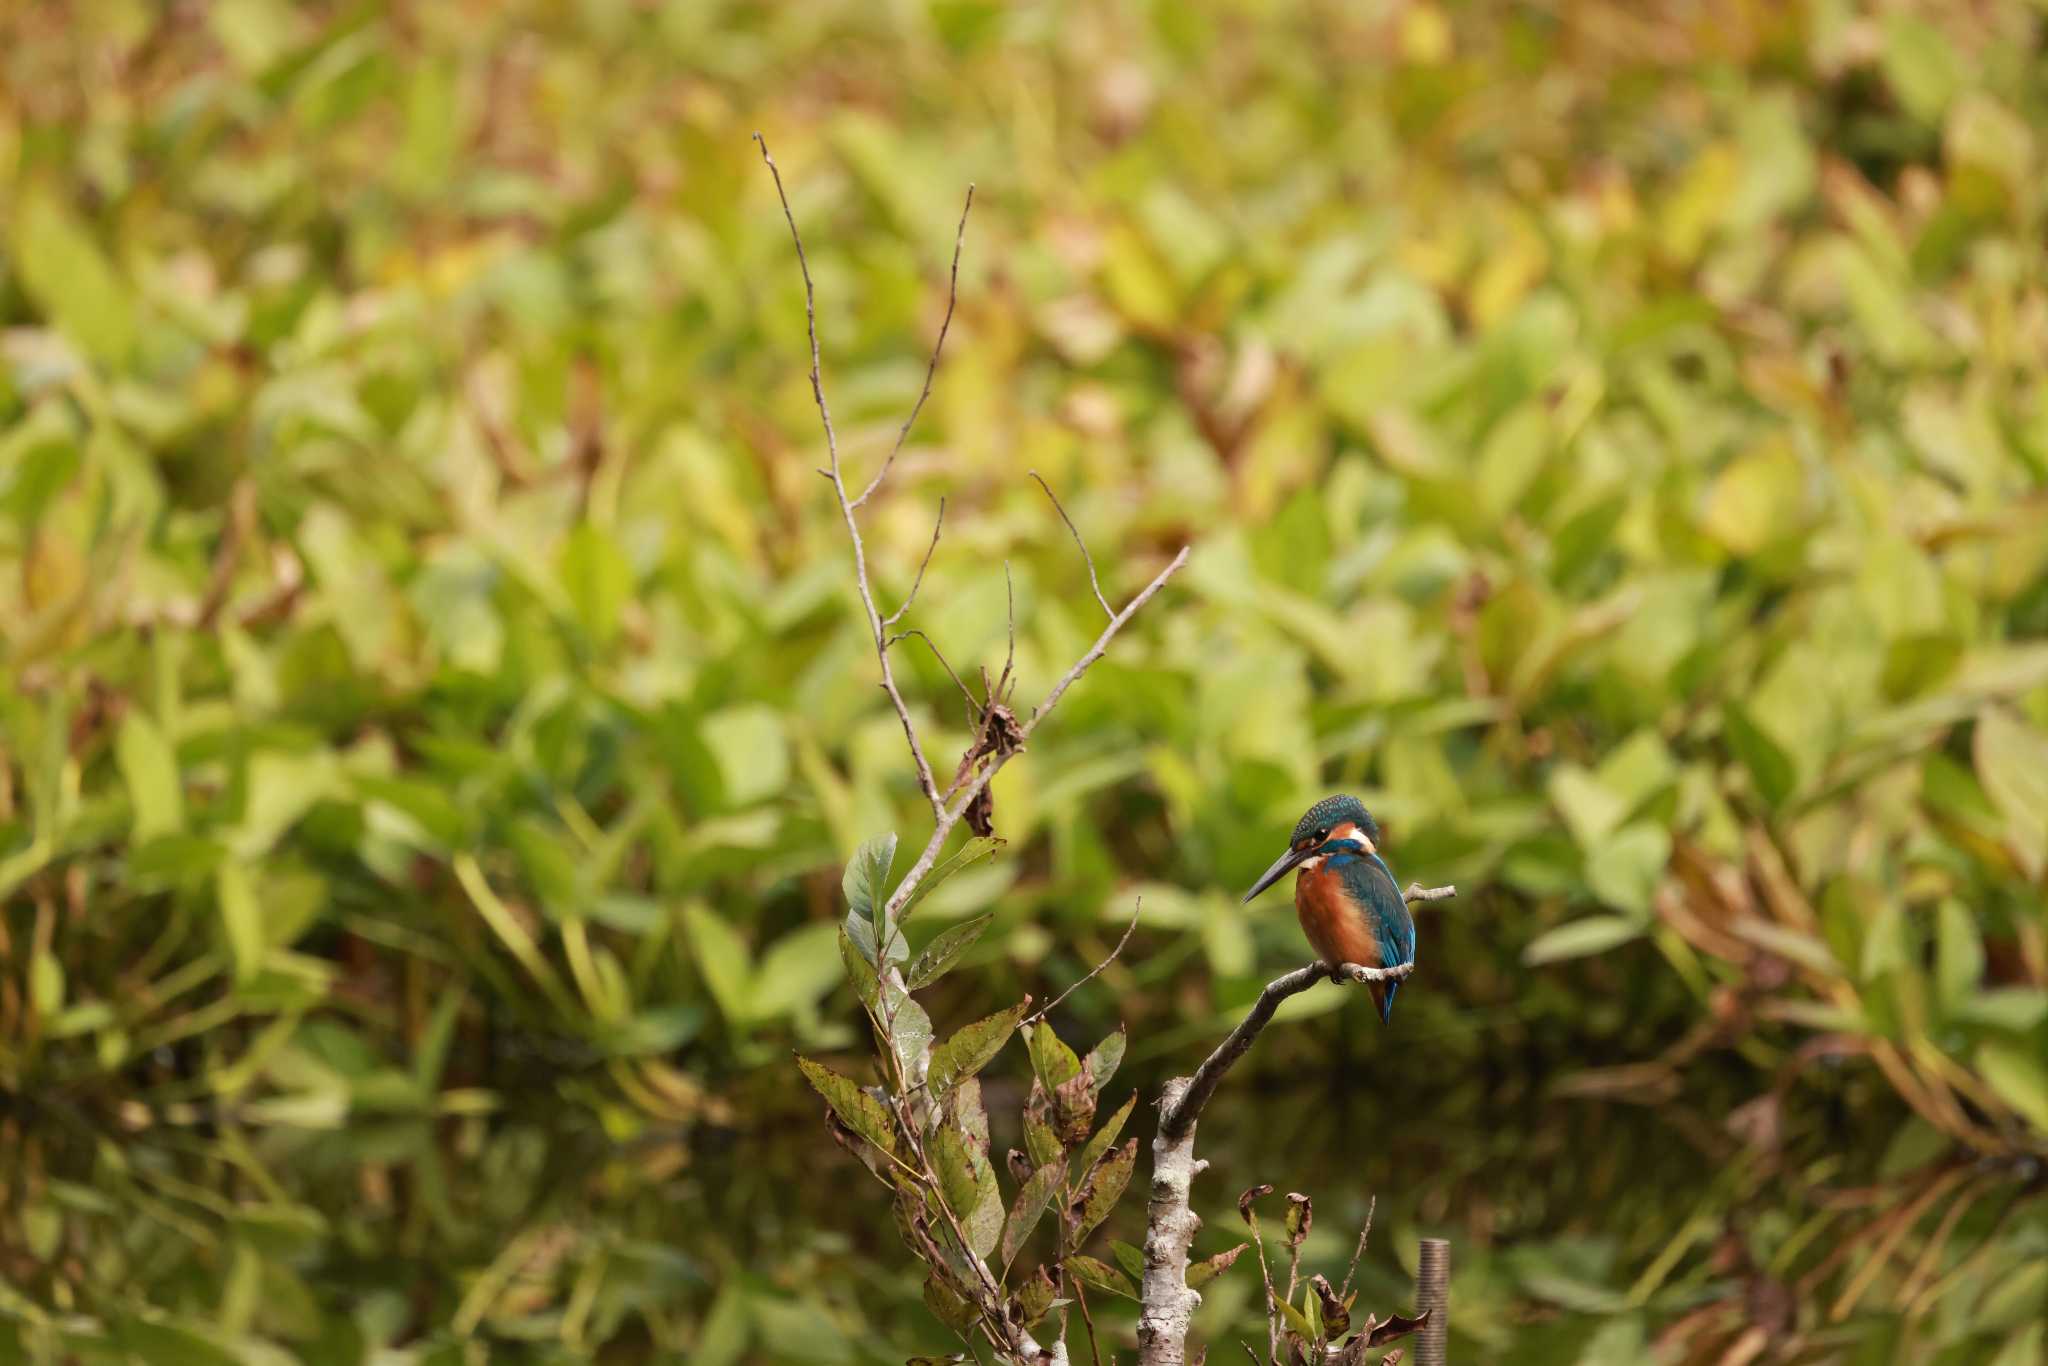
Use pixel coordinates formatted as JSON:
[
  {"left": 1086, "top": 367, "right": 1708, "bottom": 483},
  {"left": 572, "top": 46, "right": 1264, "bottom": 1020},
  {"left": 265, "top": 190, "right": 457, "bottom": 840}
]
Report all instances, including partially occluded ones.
[{"left": 1295, "top": 866, "right": 1382, "bottom": 969}]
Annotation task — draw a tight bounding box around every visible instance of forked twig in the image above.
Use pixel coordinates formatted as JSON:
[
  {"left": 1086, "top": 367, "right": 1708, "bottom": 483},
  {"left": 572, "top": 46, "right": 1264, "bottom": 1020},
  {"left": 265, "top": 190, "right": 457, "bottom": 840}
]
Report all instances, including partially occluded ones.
[
  {"left": 885, "top": 497, "right": 947, "bottom": 628},
  {"left": 1024, "top": 896, "right": 1142, "bottom": 1028},
  {"left": 1030, "top": 470, "right": 1113, "bottom": 621},
  {"left": 853, "top": 185, "right": 976, "bottom": 510},
  {"left": 755, "top": 131, "right": 945, "bottom": 818}
]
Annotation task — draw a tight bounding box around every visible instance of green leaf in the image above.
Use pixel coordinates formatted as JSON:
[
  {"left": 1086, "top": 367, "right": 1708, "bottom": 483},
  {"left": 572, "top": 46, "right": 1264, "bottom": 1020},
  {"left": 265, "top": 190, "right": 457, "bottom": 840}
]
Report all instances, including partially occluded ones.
[
  {"left": 752, "top": 922, "right": 845, "bottom": 1020},
  {"left": 843, "top": 833, "right": 904, "bottom": 964},
  {"left": 928, "top": 1001, "right": 1028, "bottom": 1095},
  {"left": 907, "top": 912, "right": 994, "bottom": 990},
  {"left": 1024, "top": 1021, "right": 1082, "bottom": 1091},
  {"left": 951, "top": 1077, "right": 989, "bottom": 1154},
  {"left": 1083, "top": 1025, "right": 1126, "bottom": 1096},
  {"left": 1277, "top": 1294, "right": 1315, "bottom": 1342},
  {"left": 559, "top": 523, "right": 633, "bottom": 646},
  {"left": 1067, "top": 1137, "right": 1136, "bottom": 1245},
  {"left": 1523, "top": 915, "right": 1643, "bottom": 965},
  {"left": 1724, "top": 702, "right": 1795, "bottom": 809},
  {"left": 1073, "top": 1093, "right": 1135, "bottom": 1177},
  {"left": 1935, "top": 900, "right": 1984, "bottom": 1012},
  {"left": 1187, "top": 1242, "right": 1249, "bottom": 1288},
  {"left": 1975, "top": 706, "right": 2048, "bottom": 880},
  {"left": 843, "top": 833, "right": 900, "bottom": 922},
  {"left": 1000, "top": 1159, "right": 1066, "bottom": 1270},
  {"left": 1977, "top": 1044, "right": 2048, "bottom": 1134},
  {"left": 217, "top": 860, "right": 265, "bottom": 984},
  {"left": 13, "top": 183, "right": 135, "bottom": 363},
  {"left": 931, "top": 1122, "right": 1003, "bottom": 1260},
  {"left": 923, "top": 1271, "right": 979, "bottom": 1334},
  {"left": 701, "top": 703, "right": 791, "bottom": 810},
  {"left": 1013, "top": 1265, "right": 1059, "bottom": 1326},
  {"left": 116, "top": 713, "right": 183, "bottom": 841},
  {"left": 839, "top": 928, "right": 879, "bottom": 1007},
  {"left": 1023, "top": 1107, "right": 1064, "bottom": 1170},
  {"left": 1064, "top": 1254, "right": 1137, "bottom": 1300},
  {"left": 897, "top": 835, "right": 1005, "bottom": 918},
  {"left": 684, "top": 904, "right": 754, "bottom": 1024},
  {"left": 1109, "top": 1239, "right": 1146, "bottom": 1283},
  {"left": 795, "top": 1056, "right": 898, "bottom": 1155},
  {"left": 882, "top": 990, "right": 934, "bottom": 1084},
  {"left": 1584, "top": 822, "right": 1670, "bottom": 917},
  {"left": 28, "top": 950, "right": 64, "bottom": 1018}
]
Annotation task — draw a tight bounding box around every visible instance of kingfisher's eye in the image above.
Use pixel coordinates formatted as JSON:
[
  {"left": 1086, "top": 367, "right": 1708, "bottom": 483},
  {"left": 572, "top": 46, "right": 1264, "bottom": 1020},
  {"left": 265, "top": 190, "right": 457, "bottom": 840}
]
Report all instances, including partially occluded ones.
[{"left": 1315, "top": 828, "right": 1328, "bottom": 841}]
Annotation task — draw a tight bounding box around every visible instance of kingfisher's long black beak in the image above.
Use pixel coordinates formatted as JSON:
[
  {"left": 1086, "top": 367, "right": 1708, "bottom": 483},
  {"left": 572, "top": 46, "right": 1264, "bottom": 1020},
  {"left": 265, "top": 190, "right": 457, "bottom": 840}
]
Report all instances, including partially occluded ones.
[{"left": 1242, "top": 845, "right": 1310, "bottom": 903}]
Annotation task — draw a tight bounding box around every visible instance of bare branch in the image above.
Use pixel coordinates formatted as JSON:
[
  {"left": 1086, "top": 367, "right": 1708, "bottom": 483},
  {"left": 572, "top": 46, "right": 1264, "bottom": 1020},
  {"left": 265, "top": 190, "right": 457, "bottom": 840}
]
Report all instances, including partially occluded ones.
[
  {"left": 999, "top": 560, "right": 1017, "bottom": 702},
  {"left": 1138, "top": 882, "right": 1453, "bottom": 1366},
  {"left": 756, "top": 131, "right": 945, "bottom": 820},
  {"left": 884, "top": 497, "right": 947, "bottom": 628},
  {"left": 890, "top": 627, "right": 980, "bottom": 716},
  {"left": 1030, "top": 471, "right": 1113, "bottom": 621},
  {"left": 852, "top": 185, "right": 976, "bottom": 510},
  {"left": 1162, "top": 884, "right": 1451, "bottom": 1144},
  {"left": 753, "top": 134, "right": 841, "bottom": 475},
  {"left": 1025, "top": 895, "right": 1141, "bottom": 1028},
  {"left": 884, "top": 545, "right": 1191, "bottom": 921},
  {"left": 1340, "top": 1196, "right": 1376, "bottom": 1304},
  {"left": 1163, "top": 959, "right": 1414, "bottom": 1142}
]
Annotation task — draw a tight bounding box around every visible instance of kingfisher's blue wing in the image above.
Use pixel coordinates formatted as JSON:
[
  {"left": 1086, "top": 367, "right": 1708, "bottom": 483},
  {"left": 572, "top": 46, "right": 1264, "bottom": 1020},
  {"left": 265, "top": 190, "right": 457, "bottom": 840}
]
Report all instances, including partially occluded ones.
[{"left": 1342, "top": 852, "right": 1415, "bottom": 1021}]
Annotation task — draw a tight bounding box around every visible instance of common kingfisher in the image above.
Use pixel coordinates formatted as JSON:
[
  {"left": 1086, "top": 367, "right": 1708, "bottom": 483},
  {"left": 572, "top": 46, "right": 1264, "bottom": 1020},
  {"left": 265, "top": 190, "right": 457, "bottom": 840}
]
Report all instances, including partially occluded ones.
[{"left": 1241, "top": 795, "right": 1415, "bottom": 1022}]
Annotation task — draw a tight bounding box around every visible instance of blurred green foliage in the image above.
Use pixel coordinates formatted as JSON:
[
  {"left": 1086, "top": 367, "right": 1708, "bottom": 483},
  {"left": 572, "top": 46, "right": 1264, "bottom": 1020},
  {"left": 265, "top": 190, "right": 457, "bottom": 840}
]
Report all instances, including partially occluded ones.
[{"left": 2, "top": 0, "right": 2046, "bottom": 1362}]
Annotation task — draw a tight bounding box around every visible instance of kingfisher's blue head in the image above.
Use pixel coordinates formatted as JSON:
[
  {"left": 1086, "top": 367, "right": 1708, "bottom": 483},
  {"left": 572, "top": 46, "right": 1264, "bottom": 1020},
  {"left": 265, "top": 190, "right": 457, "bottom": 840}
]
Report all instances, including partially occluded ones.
[{"left": 1240, "top": 794, "right": 1380, "bottom": 903}]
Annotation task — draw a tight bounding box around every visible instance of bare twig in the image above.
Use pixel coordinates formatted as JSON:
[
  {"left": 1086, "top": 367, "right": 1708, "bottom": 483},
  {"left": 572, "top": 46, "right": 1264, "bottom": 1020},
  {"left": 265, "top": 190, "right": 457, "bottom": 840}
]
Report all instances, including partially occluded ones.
[
  {"left": 1340, "top": 1197, "right": 1376, "bottom": 1304},
  {"left": 1025, "top": 896, "right": 1142, "bottom": 1028},
  {"left": 851, "top": 185, "right": 975, "bottom": 510},
  {"left": 1030, "top": 471, "right": 1113, "bottom": 621},
  {"left": 757, "top": 131, "right": 946, "bottom": 820},
  {"left": 891, "top": 628, "right": 982, "bottom": 716},
  {"left": 885, "top": 497, "right": 947, "bottom": 628},
  {"left": 1074, "top": 1279, "right": 1104, "bottom": 1366},
  {"left": 993, "top": 560, "right": 1018, "bottom": 707}
]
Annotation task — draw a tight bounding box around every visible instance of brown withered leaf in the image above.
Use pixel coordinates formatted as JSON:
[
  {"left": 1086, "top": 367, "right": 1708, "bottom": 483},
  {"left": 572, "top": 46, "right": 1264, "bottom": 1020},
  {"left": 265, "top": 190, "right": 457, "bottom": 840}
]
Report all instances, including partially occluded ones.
[
  {"left": 954, "top": 702, "right": 1024, "bottom": 837},
  {"left": 965, "top": 783, "right": 996, "bottom": 837},
  {"left": 1366, "top": 1307, "right": 1428, "bottom": 1345},
  {"left": 1283, "top": 1192, "right": 1313, "bottom": 1248},
  {"left": 1238, "top": 1184, "right": 1275, "bottom": 1224},
  {"left": 1187, "top": 1241, "right": 1249, "bottom": 1288},
  {"left": 1068, "top": 1137, "right": 1136, "bottom": 1244},
  {"left": 1310, "top": 1273, "right": 1349, "bottom": 1337},
  {"left": 1052, "top": 1063, "right": 1099, "bottom": 1145}
]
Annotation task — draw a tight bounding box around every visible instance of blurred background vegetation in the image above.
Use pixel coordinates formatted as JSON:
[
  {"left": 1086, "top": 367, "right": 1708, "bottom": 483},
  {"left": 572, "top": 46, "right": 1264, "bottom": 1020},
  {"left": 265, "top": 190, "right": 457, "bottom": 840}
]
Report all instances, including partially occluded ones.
[{"left": 2, "top": 0, "right": 2046, "bottom": 1361}]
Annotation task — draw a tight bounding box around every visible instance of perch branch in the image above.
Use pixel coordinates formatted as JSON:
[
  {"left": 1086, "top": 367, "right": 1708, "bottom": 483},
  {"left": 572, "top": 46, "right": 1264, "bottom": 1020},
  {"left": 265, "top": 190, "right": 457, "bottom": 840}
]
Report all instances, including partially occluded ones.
[
  {"left": 1138, "top": 883, "right": 1455, "bottom": 1366},
  {"left": 1161, "top": 957, "right": 1415, "bottom": 1142}
]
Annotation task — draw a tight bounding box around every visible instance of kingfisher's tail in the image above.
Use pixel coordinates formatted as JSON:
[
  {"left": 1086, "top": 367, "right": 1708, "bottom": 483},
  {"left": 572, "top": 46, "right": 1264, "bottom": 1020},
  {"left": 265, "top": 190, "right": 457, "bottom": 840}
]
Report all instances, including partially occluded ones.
[{"left": 1368, "top": 978, "right": 1397, "bottom": 1023}]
